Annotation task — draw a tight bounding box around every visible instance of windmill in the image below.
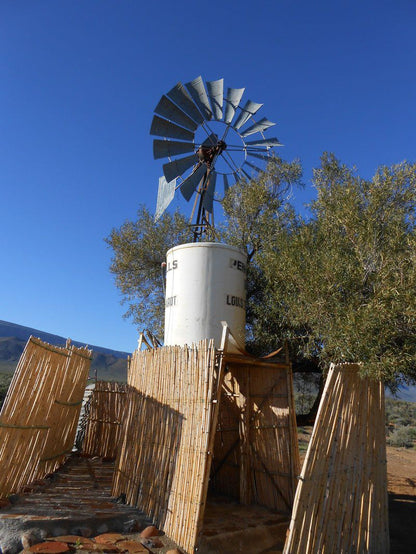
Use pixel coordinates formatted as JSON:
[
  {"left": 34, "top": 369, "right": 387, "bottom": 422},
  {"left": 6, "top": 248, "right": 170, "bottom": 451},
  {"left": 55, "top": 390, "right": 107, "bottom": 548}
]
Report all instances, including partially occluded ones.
[{"left": 150, "top": 76, "right": 282, "bottom": 241}]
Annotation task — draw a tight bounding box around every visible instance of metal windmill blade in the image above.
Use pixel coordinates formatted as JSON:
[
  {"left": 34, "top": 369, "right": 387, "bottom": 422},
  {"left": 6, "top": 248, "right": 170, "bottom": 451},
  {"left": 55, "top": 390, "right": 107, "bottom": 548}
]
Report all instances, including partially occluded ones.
[
  {"left": 224, "top": 87, "right": 245, "bottom": 124},
  {"left": 247, "top": 151, "right": 274, "bottom": 162},
  {"left": 153, "top": 139, "right": 195, "bottom": 160},
  {"left": 180, "top": 164, "right": 207, "bottom": 202},
  {"left": 240, "top": 117, "right": 275, "bottom": 137},
  {"left": 150, "top": 115, "right": 195, "bottom": 142},
  {"left": 206, "top": 79, "right": 224, "bottom": 121},
  {"left": 233, "top": 100, "right": 263, "bottom": 130},
  {"left": 154, "top": 95, "right": 198, "bottom": 132},
  {"left": 185, "top": 76, "right": 212, "bottom": 121},
  {"left": 245, "top": 137, "right": 282, "bottom": 147},
  {"left": 163, "top": 153, "right": 198, "bottom": 184},
  {"left": 166, "top": 82, "right": 205, "bottom": 124},
  {"left": 150, "top": 75, "right": 283, "bottom": 239},
  {"left": 244, "top": 160, "right": 262, "bottom": 173}
]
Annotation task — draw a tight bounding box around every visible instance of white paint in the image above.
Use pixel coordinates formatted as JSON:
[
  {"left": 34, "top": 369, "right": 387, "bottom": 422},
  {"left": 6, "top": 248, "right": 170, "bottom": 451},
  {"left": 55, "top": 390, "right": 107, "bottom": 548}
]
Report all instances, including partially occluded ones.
[{"left": 164, "top": 242, "right": 247, "bottom": 347}]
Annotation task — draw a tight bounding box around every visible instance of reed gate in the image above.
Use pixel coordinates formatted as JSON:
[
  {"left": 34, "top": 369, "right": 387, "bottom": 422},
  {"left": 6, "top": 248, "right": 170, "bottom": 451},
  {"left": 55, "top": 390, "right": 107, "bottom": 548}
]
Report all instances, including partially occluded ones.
[
  {"left": 211, "top": 352, "right": 299, "bottom": 512},
  {"left": 0, "top": 336, "right": 92, "bottom": 499},
  {"left": 80, "top": 380, "right": 127, "bottom": 459}
]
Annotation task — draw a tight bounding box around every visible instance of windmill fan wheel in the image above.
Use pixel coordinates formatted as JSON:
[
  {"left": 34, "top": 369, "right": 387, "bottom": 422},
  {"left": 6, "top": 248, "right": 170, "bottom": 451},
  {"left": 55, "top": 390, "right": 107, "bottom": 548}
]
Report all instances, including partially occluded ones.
[{"left": 150, "top": 75, "right": 282, "bottom": 239}]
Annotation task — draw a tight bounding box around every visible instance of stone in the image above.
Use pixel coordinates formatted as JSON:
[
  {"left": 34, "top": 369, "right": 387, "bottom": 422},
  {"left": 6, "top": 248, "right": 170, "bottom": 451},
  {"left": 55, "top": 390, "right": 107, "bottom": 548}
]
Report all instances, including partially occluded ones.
[
  {"left": 140, "top": 537, "right": 163, "bottom": 548},
  {"left": 29, "top": 541, "right": 70, "bottom": 553},
  {"left": 139, "top": 525, "right": 159, "bottom": 538},
  {"left": 21, "top": 532, "right": 38, "bottom": 549},
  {"left": 81, "top": 546, "right": 119, "bottom": 553},
  {"left": 114, "top": 540, "right": 149, "bottom": 553},
  {"left": 94, "top": 533, "right": 125, "bottom": 544},
  {"left": 46, "top": 536, "right": 95, "bottom": 547},
  {"left": 122, "top": 520, "right": 140, "bottom": 533}
]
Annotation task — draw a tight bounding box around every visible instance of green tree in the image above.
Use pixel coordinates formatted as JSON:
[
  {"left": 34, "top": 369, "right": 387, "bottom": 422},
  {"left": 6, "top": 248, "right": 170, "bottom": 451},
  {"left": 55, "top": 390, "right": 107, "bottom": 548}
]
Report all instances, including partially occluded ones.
[
  {"left": 262, "top": 153, "right": 416, "bottom": 388},
  {"left": 106, "top": 207, "right": 193, "bottom": 338},
  {"left": 219, "top": 156, "right": 303, "bottom": 353}
]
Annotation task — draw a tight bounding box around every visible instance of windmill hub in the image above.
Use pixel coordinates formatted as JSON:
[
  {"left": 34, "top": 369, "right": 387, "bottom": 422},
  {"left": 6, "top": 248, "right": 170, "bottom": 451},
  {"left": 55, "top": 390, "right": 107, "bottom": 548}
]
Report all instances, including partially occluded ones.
[{"left": 197, "top": 139, "right": 227, "bottom": 168}]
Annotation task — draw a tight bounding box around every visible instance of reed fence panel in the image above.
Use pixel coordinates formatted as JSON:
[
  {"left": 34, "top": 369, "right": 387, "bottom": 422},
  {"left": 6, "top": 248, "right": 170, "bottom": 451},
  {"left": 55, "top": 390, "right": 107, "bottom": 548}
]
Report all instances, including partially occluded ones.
[
  {"left": 283, "top": 363, "right": 389, "bottom": 554},
  {"left": 80, "top": 381, "right": 127, "bottom": 459},
  {"left": 211, "top": 357, "right": 299, "bottom": 514},
  {"left": 112, "top": 340, "right": 224, "bottom": 554},
  {"left": 0, "top": 336, "right": 91, "bottom": 498}
]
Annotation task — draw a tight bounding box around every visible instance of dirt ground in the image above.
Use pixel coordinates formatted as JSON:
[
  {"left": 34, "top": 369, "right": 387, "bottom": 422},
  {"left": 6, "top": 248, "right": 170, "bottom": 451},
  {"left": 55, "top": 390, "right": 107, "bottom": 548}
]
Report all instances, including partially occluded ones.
[{"left": 386, "top": 446, "right": 416, "bottom": 553}]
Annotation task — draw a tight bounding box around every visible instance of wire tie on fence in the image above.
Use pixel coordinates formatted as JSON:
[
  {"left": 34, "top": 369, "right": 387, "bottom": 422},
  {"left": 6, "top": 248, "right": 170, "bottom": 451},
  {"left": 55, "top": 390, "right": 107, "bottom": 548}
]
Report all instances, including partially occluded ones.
[
  {"left": 54, "top": 399, "right": 83, "bottom": 407},
  {"left": 88, "top": 418, "right": 122, "bottom": 425},
  {"left": 0, "top": 422, "right": 50, "bottom": 430}
]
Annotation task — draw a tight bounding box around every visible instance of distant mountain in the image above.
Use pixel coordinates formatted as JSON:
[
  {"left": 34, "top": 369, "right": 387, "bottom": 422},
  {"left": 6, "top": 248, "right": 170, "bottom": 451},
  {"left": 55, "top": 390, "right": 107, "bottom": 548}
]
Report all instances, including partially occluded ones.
[
  {"left": 292, "top": 367, "right": 416, "bottom": 403},
  {"left": 0, "top": 320, "right": 130, "bottom": 382},
  {"left": 386, "top": 385, "right": 416, "bottom": 403}
]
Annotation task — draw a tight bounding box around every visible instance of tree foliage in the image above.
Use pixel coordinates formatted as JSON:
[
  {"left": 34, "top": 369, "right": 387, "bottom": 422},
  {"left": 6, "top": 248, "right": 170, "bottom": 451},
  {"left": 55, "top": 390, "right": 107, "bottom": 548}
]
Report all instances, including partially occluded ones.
[
  {"left": 106, "top": 154, "right": 416, "bottom": 387},
  {"left": 105, "top": 207, "right": 193, "bottom": 337},
  {"left": 261, "top": 153, "right": 416, "bottom": 387},
  {"left": 219, "top": 156, "right": 303, "bottom": 352}
]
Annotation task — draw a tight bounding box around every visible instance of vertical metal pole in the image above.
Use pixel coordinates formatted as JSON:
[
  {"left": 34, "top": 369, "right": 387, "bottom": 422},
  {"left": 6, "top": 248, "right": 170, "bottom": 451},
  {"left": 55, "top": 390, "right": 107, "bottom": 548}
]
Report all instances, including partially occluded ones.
[{"left": 193, "top": 170, "right": 210, "bottom": 242}]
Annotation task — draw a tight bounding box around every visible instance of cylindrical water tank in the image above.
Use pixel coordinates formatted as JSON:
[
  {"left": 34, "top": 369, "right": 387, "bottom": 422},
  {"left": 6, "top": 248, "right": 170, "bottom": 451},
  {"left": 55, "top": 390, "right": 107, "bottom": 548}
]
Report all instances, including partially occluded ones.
[{"left": 164, "top": 242, "right": 247, "bottom": 347}]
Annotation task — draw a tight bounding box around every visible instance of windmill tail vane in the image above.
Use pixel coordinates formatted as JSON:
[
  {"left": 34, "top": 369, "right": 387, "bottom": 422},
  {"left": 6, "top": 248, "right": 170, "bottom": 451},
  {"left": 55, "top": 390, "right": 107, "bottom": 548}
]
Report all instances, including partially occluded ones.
[{"left": 150, "top": 75, "right": 282, "bottom": 241}]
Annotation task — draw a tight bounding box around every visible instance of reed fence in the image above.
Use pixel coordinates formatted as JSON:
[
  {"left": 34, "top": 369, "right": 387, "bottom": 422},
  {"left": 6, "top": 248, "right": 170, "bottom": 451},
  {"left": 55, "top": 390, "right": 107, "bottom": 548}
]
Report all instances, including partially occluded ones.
[
  {"left": 0, "top": 336, "right": 91, "bottom": 498},
  {"left": 283, "top": 362, "right": 389, "bottom": 554},
  {"left": 111, "top": 327, "right": 299, "bottom": 554},
  {"left": 112, "top": 340, "right": 224, "bottom": 554},
  {"left": 211, "top": 355, "right": 299, "bottom": 513},
  {"left": 80, "top": 381, "right": 127, "bottom": 459}
]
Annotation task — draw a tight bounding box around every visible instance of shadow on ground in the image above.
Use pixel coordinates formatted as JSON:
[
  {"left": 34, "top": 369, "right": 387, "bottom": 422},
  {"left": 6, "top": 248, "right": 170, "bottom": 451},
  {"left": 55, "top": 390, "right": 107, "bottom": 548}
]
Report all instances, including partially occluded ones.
[{"left": 389, "top": 492, "right": 416, "bottom": 553}]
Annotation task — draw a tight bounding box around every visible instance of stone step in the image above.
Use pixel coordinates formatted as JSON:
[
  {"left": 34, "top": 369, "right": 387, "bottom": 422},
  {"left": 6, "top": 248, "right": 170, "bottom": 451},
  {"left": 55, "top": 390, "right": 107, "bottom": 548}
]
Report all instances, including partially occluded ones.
[{"left": 0, "top": 456, "right": 152, "bottom": 554}]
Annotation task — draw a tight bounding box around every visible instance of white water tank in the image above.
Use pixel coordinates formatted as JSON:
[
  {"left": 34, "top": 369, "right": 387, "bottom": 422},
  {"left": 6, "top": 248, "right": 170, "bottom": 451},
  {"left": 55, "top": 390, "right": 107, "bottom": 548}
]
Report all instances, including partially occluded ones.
[{"left": 164, "top": 242, "right": 247, "bottom": 347}]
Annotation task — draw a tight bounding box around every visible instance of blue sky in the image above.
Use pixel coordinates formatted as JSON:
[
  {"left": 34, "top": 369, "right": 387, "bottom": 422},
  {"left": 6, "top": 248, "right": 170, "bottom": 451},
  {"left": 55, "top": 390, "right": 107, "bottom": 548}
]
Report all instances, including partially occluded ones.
[{"left": 1, "top": 0, "right": 415, "bottom": 353}]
